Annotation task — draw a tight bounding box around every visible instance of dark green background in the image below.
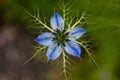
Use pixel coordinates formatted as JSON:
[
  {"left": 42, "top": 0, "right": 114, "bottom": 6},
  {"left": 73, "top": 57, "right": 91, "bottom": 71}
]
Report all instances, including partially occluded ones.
[{"left": 0, "top": 0, "right": 120, "bottom": 80}]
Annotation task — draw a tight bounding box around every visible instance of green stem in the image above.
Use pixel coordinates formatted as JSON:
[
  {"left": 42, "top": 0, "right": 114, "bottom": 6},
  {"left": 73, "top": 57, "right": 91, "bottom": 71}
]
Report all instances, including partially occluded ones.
[
  {"left": 23, "top": 47, "right": 46, "bottom": 65},
  {"left": 62, "top": 50, "right": 68, "bottom": 80},
  {"left": 63, "top": 5, "right": 65, "bottom": 22},
  {"left": 74, "top": 40, "right": 102, "bottom": 71},
  {"left": 65, "top": 0, "right": 90, "bottom": 33},
  {"left": 65, "top": 13, "right": 85, "bottom": 33},
  {"left": 71, "top": 12, "right": 85, "bottom": 29},
  {"left": 23, "top": 8, "right": 54, "bottom": 32}
]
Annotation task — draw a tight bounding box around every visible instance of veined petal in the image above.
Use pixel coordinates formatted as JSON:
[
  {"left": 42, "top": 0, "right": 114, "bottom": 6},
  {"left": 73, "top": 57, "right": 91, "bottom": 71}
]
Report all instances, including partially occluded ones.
[
  {"left": 68, "top": 27, "right": 86, "bottom": 40},
  {"left": 47, "top": 43, "right": 62, "bottom": 60},
  {"left": 50, "top": 12, "right": 64, "bottom": 31},
  {"left": 35, "top": 32, "right": 54, "bottom": 46},
  {"left": 64, "top": 41, "right": 81, "bottom": 57}
]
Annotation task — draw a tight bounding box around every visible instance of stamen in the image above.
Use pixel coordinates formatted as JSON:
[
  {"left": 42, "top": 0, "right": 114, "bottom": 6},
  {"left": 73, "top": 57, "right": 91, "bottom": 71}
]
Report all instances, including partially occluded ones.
[
  {"left": 52, "top": 38, "right": 55, "bottom": 41},
  {"left": 52, "top": 32, "right": 57, "bottom": 35},
  {"left": 62, "top": 29, "right": 65, "bottom": 33},
  {"left": 56, "top": 29, "right": 60, "bottom": 33},
  {"left": 65, "top": 32, "right": 69, "bottom": 36},
  {"left": 54, "top": 32, "right": 67, "bottom": 44},
  {"left": 58, "top": 43, "right": 60, "bottom": 46},
  {"left": 62, "top": 43, "right": 65, "bottom": 47},
  {"left": 66, "top": 39, "right": 70, "bottom": 41}
]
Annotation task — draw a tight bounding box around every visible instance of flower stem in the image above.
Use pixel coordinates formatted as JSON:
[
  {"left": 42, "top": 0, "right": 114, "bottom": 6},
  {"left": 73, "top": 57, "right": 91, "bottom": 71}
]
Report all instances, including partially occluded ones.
[
  {"left": 23, "top": 47, "right": 46, "bottom": 65},
  {"left": 74, "top": 40, "right": 102, "bottom": 71},
  {"left": 63, "top": 5, "right": 65, "bottom": 23},
  {"left": 62, "top": 50, "right": 68, "bottom": 80},
  {"left": 71, "top": 13, "right": 85, "bottom": 29},
  {"left": 23, "top": 8, "right": 55, "bottom": 32}
]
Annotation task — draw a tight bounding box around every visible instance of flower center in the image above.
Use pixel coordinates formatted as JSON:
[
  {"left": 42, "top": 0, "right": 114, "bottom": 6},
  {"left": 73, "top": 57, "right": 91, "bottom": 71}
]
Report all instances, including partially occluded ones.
[{"left": 54, "top": 32, "right": 67, "bottom": 44}]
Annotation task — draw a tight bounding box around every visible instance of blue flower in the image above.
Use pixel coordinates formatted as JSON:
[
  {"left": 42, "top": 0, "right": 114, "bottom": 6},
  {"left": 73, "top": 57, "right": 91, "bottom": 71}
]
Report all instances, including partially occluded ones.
[{"left": 35, "top": 12, "right": 86, "bottom": 60}]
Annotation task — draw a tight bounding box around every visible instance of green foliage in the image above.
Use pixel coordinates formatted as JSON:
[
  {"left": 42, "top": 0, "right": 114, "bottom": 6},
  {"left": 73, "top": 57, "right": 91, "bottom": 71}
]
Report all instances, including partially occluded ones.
[{"left": 1, "top": 0, "right": 120, "bottom": 80}]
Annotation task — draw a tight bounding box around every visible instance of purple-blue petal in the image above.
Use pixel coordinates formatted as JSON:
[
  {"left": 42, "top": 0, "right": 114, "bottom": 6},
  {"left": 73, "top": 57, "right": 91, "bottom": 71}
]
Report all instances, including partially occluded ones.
[
  {"left": 50, "top": 12, "right": 64, "bottom": 31},
  {"left": 64, "top": 40, "right": 81, "bottom": 57},
  {"left": 68, "top": 27, "right": 86, "bottom": 40},
  {"left": 35, "top": 32, "right": 54, "bottom": 46},
  {"left": 46, "top": 43, "right": 62, "bottom": 60}
]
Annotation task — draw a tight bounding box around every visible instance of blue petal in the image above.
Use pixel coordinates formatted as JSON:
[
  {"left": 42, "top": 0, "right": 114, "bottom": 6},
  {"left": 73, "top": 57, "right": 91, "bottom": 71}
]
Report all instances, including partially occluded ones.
[
  {"left": 68, "top": 27, "right": 86, "bottom": 40},
  {"left": 64, "top": 41, "right": 81, "bottom": 57},
  {"left": 50, "top": 12, "right": 64, "bottom": 31},
  {"left": 35, "top": 32, "right": 54, "bottom": 46},
  {"left": 47, "top": 43, "right": 62, "bottom": 60}
]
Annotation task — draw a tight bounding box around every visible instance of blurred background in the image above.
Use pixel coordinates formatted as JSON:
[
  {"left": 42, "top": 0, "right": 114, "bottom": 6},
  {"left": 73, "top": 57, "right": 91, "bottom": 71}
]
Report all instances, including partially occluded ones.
[{"left": 0, "top": 0, "right": 120, "bottom": 80}]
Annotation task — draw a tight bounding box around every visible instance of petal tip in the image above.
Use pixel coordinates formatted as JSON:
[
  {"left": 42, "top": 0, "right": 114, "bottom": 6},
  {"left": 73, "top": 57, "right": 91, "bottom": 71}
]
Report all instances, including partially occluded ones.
[
  {"left": 76, "top": 53, "right": 80, "bottom": 57},
  {"left": 50, "top": 12, "right": 64, "bottom": 31},
  {"left": 79, "top": 27, "right": 86, "bottom": 33},
  {"left": 54, "top": 12, "right": 59, "bottom": 15},
  {"left": 47, "top": 56, "right": 56, "bottom": 61}
]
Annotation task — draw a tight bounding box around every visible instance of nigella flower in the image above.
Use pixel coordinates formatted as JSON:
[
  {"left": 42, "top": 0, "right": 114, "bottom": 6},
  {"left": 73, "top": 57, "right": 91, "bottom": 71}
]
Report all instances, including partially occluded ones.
[{"left": 35, "top": 12, "right": 86, "bottom": 60}]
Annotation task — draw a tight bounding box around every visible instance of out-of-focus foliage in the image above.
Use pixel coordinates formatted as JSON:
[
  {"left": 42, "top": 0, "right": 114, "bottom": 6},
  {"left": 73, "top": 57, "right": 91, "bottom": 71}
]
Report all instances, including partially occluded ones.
[{"left": 0, "top": 0, "right": 120, "bottom": 80}]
